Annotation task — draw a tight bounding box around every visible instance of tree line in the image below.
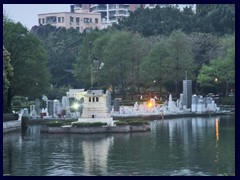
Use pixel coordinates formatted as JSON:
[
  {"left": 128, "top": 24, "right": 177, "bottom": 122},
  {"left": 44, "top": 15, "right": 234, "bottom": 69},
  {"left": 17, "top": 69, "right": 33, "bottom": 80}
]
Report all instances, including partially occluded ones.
[{"left": 3, "top": 4, "right": 235, "bottom": 112}]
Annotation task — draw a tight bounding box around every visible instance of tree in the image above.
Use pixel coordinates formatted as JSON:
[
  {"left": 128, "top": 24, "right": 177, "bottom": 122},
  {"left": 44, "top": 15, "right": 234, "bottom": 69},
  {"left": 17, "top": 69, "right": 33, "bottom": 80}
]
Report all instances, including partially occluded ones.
[
  {"left": 196, "top": 4, "right": 235, "bottom": 35},
  {"left": 166, "top": 30, "right": 194, "bottom": 96},
  {"left": 101, "top": 31, "right": 133, "bottom": 98},
  {"left": 140, "top": 41, "right": 170, "bottom": 94},
  {"left": 3, "top": 47, "right": 14, "bottom": 113},
  {"left": 3, "top": 16, "right": 51, "bottom": 111},
  {"left": 73, "top": 30, "right": 103, "bottom": 89},
  {"left": 3, "top": 47, "right": 13, "bottom": 93},
  {"left": 188, "top": 32, "right": 221, "bottom": 92},
  {"left": 197, "top": 44, "right": 235, "bottom": 96},
  {"left": 31, "top": 25, "right": 84, "bottom": 88}
]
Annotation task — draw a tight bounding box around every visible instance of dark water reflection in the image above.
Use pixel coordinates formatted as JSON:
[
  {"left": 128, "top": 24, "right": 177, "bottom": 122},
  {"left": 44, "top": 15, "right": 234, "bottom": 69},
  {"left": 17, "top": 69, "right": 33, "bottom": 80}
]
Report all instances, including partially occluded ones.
[{"left": 3, "top": 114, "right": 235, "bottom": 176}]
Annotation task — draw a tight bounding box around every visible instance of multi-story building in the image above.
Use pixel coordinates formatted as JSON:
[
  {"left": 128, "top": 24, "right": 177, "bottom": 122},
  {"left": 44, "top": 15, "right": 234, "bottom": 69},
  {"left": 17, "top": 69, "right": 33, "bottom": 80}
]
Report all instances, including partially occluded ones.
[
  {"left": 89, "top": 4, "right": 140, "bottom": 28},
  {"left": 70, "top": 4, "right": 90, "bottom": 13},
  {"left": 143, "top": 4, "right": 196, "bottom": 12},
  {"left": 38, "top": 11, "right": 101, "bottom": 33}
]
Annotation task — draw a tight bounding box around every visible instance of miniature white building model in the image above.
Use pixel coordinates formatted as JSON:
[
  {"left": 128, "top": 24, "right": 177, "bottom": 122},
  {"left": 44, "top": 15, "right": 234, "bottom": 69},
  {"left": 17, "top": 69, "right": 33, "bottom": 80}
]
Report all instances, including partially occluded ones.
[{"left": 78, "top": 89, "right": 113, "bottom": 126}]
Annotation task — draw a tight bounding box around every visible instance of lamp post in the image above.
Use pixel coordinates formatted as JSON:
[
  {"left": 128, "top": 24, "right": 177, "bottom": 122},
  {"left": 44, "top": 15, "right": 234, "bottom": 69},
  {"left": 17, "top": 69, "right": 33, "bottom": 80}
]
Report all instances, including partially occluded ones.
[{"left": 88, "top": 41, "right": 104, "bottom": 88}]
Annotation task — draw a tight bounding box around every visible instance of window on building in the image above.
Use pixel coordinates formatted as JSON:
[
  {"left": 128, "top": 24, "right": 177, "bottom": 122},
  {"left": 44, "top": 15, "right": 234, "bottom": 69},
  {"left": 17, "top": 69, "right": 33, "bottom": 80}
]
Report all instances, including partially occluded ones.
[
  {"left": 89, "top": 97, "right": 91, "bottom": 102},
  {"left": 62, "top": 17, "right": 64, "bottom": 23},
  {"left": 42, "top": 19, "right": 45, "bottom": 24},
  {"left": 46, "top": 16, "right": 57, "bottom": 24},
  {"left": 84, "top": 18, "right": 91, "bottom": 23},
  {"left": 93, "top": 97, "right": 95, "bottom": 102},
  {"left": 38, "top": 19, "right": 41, "bottom": 24},
  {"left": 70, "top": 16, "right": 74, "bottom": 22},
  {"left": 95, "top": 18, "right": 98, "bottom": 24},
  {"left": 58, "top": 17, "right": 61, "bottom": 23},
  {"left": 76, "top": 17, "right": 80, "bottom": 25},
  {"left": 96, "top": 97, "right": 99, "bottom": 102}
]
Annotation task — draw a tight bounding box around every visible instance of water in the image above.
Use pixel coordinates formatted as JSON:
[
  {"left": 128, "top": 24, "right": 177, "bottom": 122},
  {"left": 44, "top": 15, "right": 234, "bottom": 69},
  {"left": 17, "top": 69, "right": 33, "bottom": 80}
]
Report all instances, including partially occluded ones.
[{"left": 3, "top": 114, "right": 235, "bottom": 176}]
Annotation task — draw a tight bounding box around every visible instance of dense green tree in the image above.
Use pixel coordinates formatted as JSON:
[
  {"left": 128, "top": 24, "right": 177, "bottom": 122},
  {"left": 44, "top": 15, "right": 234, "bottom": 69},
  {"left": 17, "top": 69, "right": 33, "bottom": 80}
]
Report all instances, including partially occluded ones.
[
  {"left": 165, "top": 30, "right": 194, "bottom": 96},
  {"left": 100, "top": 31, "right": 133, "bottom": 98},
  {"left": 196, "top": 4, "right": 235, "bottom": 35},
  {"left": 31, "top": 25, "right": 84, "bottom": 88},
  {"left": 140, "top": 41, "right": 170, "bottom": 94},
  {"left": 3, "top": 16, "right": 51, "bottom": 111},
  {"left": 188, "top": 32, "right": 221, "bottom": 92},
  {"left": 3, "top": 47, "right": 14, "bottom": 112},
  {"left": 73, "top": 30, "right": 103, "bottom": 89},
  {"left": 118, "top": 6, "right": 192, "bottom": 37},
  {"left": 116, "top": 4, "right": 234, "bottom": 37},
  {"left": 197, "top": 44, "right": 235, "bottom": 96},
  {"left": 3, "top": 47, "right": 13, "bottom": 93}
]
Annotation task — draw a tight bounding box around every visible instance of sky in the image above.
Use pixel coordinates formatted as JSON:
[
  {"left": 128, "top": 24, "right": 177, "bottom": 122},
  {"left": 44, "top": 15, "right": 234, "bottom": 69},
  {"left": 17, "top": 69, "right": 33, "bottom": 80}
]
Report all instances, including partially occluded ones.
[{"left": 3, "top": 4, "right": 71, "bottom": 30}]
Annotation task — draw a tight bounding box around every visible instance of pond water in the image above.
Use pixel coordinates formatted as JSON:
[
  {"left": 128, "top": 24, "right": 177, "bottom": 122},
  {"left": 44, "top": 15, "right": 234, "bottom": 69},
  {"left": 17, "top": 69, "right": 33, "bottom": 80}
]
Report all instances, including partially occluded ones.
[{"left": 3, "top": 114, "right": 235, "bottom": 176}]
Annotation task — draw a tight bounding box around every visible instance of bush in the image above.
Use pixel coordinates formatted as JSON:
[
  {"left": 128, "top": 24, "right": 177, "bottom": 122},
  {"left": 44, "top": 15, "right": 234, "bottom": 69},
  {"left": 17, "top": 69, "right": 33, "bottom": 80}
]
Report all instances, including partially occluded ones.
[
  {"left": 43, "top": 119, "right": 76, "bottom": 127},
  {"left": 222, "top": 96, "right": 235, "bottom": 105},
  {"left": 72, "top": 122, "right": 107, "bottom": 127},
  {"left": 114, "top": 121, "right": 128, "bottom": 126},
  {"left": 44, "top": 121, "right": 65, "bottom": 127},
  {"left": 115, "top": 120, "right": 149, "bottom": 126}
]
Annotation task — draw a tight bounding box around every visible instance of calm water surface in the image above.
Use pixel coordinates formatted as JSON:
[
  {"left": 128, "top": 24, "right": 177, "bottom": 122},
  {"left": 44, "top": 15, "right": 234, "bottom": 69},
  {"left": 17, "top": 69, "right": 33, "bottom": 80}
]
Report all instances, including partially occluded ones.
[{"left": 3, "top": 114, "right": 235, "bottom": 176}]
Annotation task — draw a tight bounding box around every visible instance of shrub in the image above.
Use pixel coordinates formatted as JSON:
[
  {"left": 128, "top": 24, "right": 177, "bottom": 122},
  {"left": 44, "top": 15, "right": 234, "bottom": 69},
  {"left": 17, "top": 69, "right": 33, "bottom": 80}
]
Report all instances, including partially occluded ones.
[
  {"left": 222, "top": 96, "right": 235, "bottom": 105},
  {"left": 72, "top": 122, "right": 107, "bottom": 127},
  {"left": 43, "top": 121, "right": 65, "bottom": 127},
  {"left": 115, "top": 120, "right": 149, "bottom": 126}
]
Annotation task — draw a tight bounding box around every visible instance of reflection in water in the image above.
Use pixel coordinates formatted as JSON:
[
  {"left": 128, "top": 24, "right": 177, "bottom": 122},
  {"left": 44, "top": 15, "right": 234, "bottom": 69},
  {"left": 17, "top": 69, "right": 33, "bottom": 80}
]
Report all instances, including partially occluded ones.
[
  {"left": 216, "top": 118, "right": 219, "bottom": 141},
  {"left": 3, "top": 114, "right": 235, "bottom": 176},
  {"left": 82, "top": 137, "right": 114, "bottom": 175},
  {"left": 215, "top": 118, "right": 220, "bottom": 169}
]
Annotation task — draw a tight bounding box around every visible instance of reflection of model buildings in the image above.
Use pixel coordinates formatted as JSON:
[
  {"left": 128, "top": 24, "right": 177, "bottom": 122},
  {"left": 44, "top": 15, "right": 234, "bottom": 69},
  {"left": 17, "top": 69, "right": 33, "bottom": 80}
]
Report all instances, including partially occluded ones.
[{"left": 82, "top": 137, "right": 114, "bottom": 174}]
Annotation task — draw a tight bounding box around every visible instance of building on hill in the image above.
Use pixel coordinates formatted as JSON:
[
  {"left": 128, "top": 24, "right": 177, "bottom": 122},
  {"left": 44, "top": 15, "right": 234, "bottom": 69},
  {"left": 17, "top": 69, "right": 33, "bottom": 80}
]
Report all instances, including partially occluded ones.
[{"left": 38, "top": 11, "right": 101, "bottom": 33}]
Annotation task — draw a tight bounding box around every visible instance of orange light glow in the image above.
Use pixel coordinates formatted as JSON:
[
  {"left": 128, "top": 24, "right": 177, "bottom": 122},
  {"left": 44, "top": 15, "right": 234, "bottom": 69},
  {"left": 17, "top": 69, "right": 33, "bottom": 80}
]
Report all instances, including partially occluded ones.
[{"left": 147, "top": 102, "right": 153, "bottom": 108}]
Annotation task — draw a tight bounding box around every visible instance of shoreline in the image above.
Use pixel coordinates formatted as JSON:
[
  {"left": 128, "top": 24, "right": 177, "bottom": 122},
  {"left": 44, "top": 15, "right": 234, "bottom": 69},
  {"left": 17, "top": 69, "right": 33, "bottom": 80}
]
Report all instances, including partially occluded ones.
[{"left": 28, "top": 111, "right": 234, "bottom": 124}]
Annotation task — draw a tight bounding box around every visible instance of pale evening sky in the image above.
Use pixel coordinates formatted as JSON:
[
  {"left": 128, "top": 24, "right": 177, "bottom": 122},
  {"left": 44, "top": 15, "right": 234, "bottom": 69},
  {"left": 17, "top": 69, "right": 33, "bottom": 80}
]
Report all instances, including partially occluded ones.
[{"left": 3, "top": 4, "right": 71, "bottom": 30}]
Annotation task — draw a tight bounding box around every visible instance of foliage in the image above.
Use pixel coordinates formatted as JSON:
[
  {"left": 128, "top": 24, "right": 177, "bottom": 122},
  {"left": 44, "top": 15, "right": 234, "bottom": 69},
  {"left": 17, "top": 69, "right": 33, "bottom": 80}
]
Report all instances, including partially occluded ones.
[
  {"left": 115, "top": 120, "right": 149, "bottom": 126},
  {"left": 117, "top": 5, "right": 234, "bottom": 37},
  {"left": 3, "top": 16, "right": 51, "bottom": 112},
  {"left": 3, "top": 47, "right": 14, "bottom": 113},
  {"left": 73, "top": 30, "right": 103, "bottom": 88},
  {"left": 141, "top": 30, "right": 194, "bottom": 95},
  {"left": 3, "top": 47, "right": 13, "bottom": 93},
  {"left": 31, "top": 25, "right": 84, "bottom": 88},
  {"left": 221, "top": 96, "right": 235, "bottom": 105},
  {"left": 72, "top": 122, "right": 107, "bottom": 127},
  {"left": 195, "top": 4, "right": 235, "bottom": 35},
  {"left": 197, "top": 42, "right": 235, "bottom": 96},
  {"left": 43, "top": 120, "right": 76, "bottom": 127},
  {"left": 47, "top": 85, "right": 73, "bottom": 99}
]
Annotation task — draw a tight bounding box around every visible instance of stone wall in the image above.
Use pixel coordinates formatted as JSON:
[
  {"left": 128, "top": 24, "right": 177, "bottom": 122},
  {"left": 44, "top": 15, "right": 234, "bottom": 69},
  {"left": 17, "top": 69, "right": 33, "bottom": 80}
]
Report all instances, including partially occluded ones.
[
  {"left": 41, "top": 124, "right": 150, "bottom": 134},
  {"left": 3, "top": 120, "right": 21, "bottom": 133}
]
